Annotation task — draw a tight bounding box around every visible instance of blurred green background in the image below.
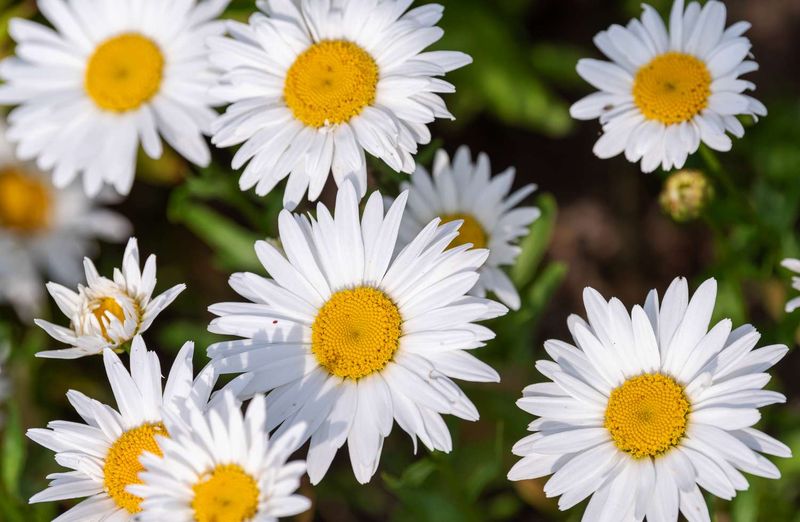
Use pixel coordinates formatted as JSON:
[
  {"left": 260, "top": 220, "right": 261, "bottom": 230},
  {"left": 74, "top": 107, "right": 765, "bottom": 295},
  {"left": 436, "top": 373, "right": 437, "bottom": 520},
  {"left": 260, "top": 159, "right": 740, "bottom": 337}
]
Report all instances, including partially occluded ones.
[{"left": 1, "top": 0, "right": 799, "bottom": 520}]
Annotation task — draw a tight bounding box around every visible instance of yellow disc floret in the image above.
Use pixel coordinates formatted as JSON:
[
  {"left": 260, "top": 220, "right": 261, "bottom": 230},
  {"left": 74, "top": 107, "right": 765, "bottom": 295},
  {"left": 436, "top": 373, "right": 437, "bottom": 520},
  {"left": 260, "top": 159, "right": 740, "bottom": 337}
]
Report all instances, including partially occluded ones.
[
  {"left": 192, "top": 464, "right": 260, "bottom": 522},
  {"left": 0, "top": 168, "right": 51, "bottom": 232},
  {"left": 633, "top": 52, "right": 711, "bottom": 125},
  {"left": 284, "top": 40, "right": 379, "bottom": 128},
  {"left": 312, "top": 287, "right": 402, "bottom": 380},
  {"left": 85, "top": 33, "right": 164, "bottom": 112},
  {"left": 604, "top": 373, "right": 690, "bottom": 459},
  {"left": 441, "top": 213, "right": 488, "bottom": 249},
  {"left": 103, "top": 422, "right": 168, "bottom": 513},
  {"left": 91, "top": 297, "right": 126, "bottom": 341}
]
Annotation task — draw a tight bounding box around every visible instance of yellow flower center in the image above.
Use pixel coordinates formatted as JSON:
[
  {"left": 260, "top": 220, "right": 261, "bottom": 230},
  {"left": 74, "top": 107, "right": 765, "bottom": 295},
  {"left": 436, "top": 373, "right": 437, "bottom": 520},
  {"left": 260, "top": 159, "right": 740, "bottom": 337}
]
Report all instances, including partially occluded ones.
[
  {"left": 192, "top": 464, "right": 260, "bottom": 522},
  {"left": 633, "top": 52, "right": 711, "bottom": 125},
  {"left": 604, "top": 373, "right": 690, "bottom": 459},
  {"left": 91, "top": 297, "right": 126, "bottom": 341},
  {"left": 103, "top": 422, "right": 168, "bottom": 514},
  {"left": 284, "top": 39, "right": 379, "bottom": 128},
  {"left": 312, "top": 287, "right": 402, "bottom": 380},
  {"left": 441, "top": 213, "right": 488, "bottom": 249},
  {"left": 85, "top": 33, "right": 164, "bottom": 112},
  {"left": 0, "top": 168, "right": 51, "bottom": 232}
]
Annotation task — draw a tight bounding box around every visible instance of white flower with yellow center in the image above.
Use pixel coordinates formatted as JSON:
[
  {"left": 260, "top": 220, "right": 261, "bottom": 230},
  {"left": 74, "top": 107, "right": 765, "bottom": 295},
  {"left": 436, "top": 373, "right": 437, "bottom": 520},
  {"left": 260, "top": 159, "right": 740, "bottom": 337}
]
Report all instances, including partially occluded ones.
[
  {"left": 28, "top": 337, "right": 217, "bottom": 520},
  {"left": 0, "top": 120, "right": 130, "bottom": 320},
  {"left": 209, "top": 0, "right": 470, "bottom": 208},
  {"left": 393, "top": 146, "right": 539, "bottom": 310},
  {"left": 780, "top": 258, "right": 800, "bottom": 313},
  {"left": 35, "top": 237, "right": 185, "bottom": 359},
  {"left": 509, "top": 277, "right": 791, "bottom": 521},
  {"left": 570, "top": 0, "right": 766, "bottom": 173},
  {"left": 0, "top": 0, "right": 230, "bottom": 197},
  {"left": 132, "top": 391, "right": 311, "bottom": 522},
  {"left": 207, "top": 181, "right": 505, "bottom": 484}
]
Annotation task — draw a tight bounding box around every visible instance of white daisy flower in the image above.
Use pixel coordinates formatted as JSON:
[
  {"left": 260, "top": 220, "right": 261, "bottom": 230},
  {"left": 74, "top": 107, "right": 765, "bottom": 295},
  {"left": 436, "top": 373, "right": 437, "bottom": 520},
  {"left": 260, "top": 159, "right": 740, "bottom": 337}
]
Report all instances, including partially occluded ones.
[
  {"left": 0, "top": 120, "right": 130, "bottom": 320},
  {"left": 209, "top": 0, "right": 471, "bottom": 208},
  {"left": 0, "top": 0, "right": 231, "bottom": 197},
  {"left": 780, "top": 258, "right": 800, "bottom": 313},
  {"left": 570, "top": 0, "right": 766, "bottom": 172},
  {"left": 207, "top": 181, "right": 506, "bottom": 484},
  {"left": 35, "top": 237, "right": 186, "bottom": 359},
  {"left": 509, "top": 277, "right": 791, "bottom": 521},
  {"left": 28, "top": 337, "right": 217, "bottom": 520},
  {"left": 393, "top": 146, "right": 540, "bottom": 310},
  {"left": 132, "top": 391, "right": 311, "bottom": 522}
]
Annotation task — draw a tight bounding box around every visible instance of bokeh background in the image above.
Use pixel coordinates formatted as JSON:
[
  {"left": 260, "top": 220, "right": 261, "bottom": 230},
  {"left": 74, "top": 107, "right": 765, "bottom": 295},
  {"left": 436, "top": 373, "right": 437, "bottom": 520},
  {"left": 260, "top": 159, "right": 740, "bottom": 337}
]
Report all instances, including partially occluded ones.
[{"left": 1, "top": 0, "right": 799, "bottom": 520}]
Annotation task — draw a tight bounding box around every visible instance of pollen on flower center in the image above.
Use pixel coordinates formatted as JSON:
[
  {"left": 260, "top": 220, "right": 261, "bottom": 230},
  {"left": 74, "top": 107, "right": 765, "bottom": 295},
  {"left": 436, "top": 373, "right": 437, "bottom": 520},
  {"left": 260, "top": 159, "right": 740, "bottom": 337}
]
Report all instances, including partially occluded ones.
[
  {"left": 441, "top": 213, "right": 488, "bottom": 249},
  {"left": 91, "top": 297, "right": 126, "bottom": 340},
  {"left": 85, "top": 33, "right": 164, "bottom": 112},
  {"left": 103, "top": 422, "right": 168, "bottom": 514},
  {"left": 0, "top": 168, "right": 51, "bottom": 232},
  {"left": 604, "top": 373, "right": 690, "bottom": 459},
  {"left": 312, "top": 287, "right": 402, "bottom": 380},
  {"left": 192, "top": 464, "right": 260, "bottom": 522},
  {"left": 633, "top": 52, "right": 711, "bottom": 125},
  {"left": 284, "top": 39, "right": 379, "bottom": 128}
]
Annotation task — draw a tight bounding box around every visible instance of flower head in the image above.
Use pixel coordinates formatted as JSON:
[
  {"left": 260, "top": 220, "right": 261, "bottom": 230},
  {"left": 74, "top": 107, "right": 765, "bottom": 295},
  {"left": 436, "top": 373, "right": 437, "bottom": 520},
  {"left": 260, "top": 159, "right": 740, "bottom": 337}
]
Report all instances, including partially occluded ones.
[
  {"left": 207, "top": 181, "right": 505, "bottom": 484},
  {"left": 209, "top": 0, "right": 471, "bottom": 208},
  {"left": 0, "top": 0, "right": 230, "bottom": 196},
  {"left": 571, "top": 0, "right": 765, "bottom": 172},
  {"left": 35, "top": 237, "right": 185, "bottom": 359},
  {"left": 509, "top": 278, "right": 790, "bottom": 521}
]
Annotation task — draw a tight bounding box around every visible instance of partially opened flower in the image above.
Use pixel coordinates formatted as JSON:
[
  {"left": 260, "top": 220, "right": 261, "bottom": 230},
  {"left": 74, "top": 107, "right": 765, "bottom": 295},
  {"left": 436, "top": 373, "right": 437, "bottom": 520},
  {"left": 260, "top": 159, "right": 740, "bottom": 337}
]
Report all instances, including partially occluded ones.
[
  {"left": 133, "top": 392, "right": 311, "bottom": 522},
  {"left": 28, "top": 337, "right": 216, "bottom": 520},
  {"left": 393, "top": 146, "right": 539, "bottom": 310},
  {"left": 35, "top": 237, "right": 185, "bottom": 359},
  {"left": 0, "top": 0, "right": 230, "bottom": 196},
  {"left": 780, "top": 258, "right": 800, "bottom": 313},
  {"left": 209, "top": 0, "right": 470, "bottom": 208},
  {"left": 571, "top": 0, "right": 765, "bottom": 172},
  {"left": 0, "top": 119, "right": 130, "bottom": 320},
  {"left": 509, "top": 277, "right": 790, "bottom": 521},
  {"left": 207, "top": 181, "right": 505, "bottom": 484}
]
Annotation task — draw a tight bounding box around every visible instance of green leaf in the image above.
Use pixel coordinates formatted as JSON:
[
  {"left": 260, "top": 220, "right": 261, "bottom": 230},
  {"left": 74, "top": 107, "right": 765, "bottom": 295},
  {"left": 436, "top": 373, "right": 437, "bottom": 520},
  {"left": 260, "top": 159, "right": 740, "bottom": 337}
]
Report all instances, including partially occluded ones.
[
  {"left": 168, "top": 194, "right": 262, "bottom": 273},
  {"left": 511, "top": 193, "right": 557, "bottom": 289},
  {"left": 2, "top": 401, "right": 25, "bottom": 498}
]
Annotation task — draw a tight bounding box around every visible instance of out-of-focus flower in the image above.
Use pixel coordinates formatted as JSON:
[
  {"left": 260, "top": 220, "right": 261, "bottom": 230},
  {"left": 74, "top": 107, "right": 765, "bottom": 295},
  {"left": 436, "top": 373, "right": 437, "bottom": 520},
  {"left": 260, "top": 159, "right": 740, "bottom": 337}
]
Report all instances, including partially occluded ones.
[
  {"left": 35, "top": 237, "right": 185, "bottom": 359},
  {"left": 780, "top": 258, "right": 800, "bottom": 313},
  {"left": 133, "top": 392, "right": 311, "bottom": 522},
  {"left": 209, "top": 0, "right": 470, "bottom": 208},
  {"left": 0, "top": 120, "right": 130, "bottom": 320},
  {"left": 392, "top": 146, "right": 540, "bottom": 310},
  {"left": 207, "top": 181, "right": 505, "bottom": 484},
  {"left": 659, "top": 169, "right": 714, "bottom": 222},
  {"left": 28, "top": 337, "right": 217, "bottom": 519},
  {"left": 0, "top": 0, "right": 230, "bottom": 197},
  {"left": 509, "top": 277, "right": 790, "bottom": 521},
  {"left": 571, "top": 0, "right": 765, "bottom": 172}
]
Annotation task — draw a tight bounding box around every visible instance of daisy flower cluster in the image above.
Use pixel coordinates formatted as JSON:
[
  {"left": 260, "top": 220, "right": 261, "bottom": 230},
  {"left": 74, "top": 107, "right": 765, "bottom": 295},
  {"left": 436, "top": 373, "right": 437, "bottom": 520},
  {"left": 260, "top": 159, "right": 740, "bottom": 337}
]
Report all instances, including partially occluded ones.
[{"left": 1, "top": 0, "right": 793, "bottom": 521}]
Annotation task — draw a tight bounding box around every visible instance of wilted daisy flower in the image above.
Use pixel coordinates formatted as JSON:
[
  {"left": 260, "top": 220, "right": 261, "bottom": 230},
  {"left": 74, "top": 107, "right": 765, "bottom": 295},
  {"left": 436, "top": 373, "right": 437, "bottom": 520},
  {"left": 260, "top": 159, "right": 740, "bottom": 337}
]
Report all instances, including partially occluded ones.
[
  {"left": 208, "top": 181, "right": 505, "bottom": 484},
  {"left": 209, "top": 0, "right": 470, "bottom": 208},
  {"left": 393, "top": 146, "right": 539, "bottom": 310},
  {"left": 570, "top": 0, "right": 766, "bottom": 172},
  {"left": 0, "top": 120, "right": 130, "bottom": 319},
  {"left": 509, "top": 278, "right": 791, "bottom": 521},
  {"left": 780, "top": 258, "right": 800, "bottom": 313},
  {"left": 133, "top": 392, "right": 311, "bottom": 522},
  {"left": 35, "top": 237, "right": 185, "bottom": 359},
  {"left": 28, "top": 337, "right": 216, "bottom": 520},
  {"left": 0, "top": 0, "right": 230, "bottom": 196}
]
